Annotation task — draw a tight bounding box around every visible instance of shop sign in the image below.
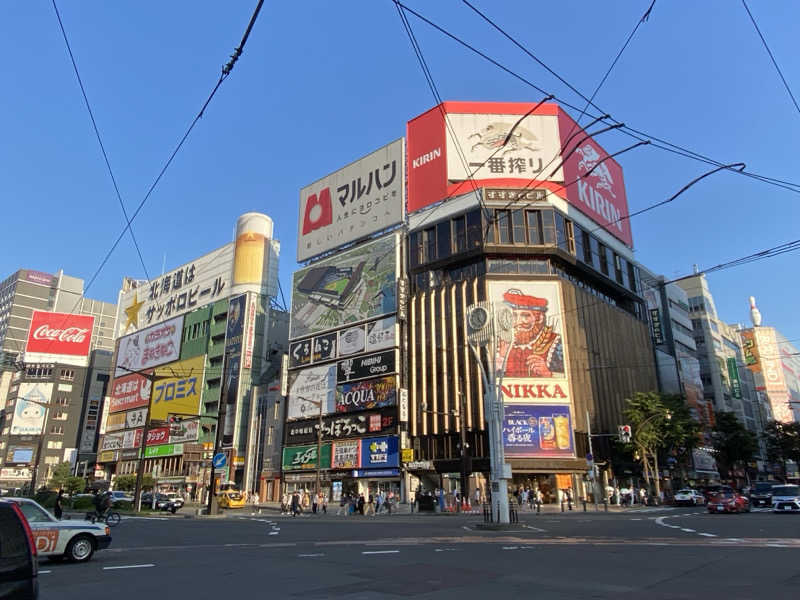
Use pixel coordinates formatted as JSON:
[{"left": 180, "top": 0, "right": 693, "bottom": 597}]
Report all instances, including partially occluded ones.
[
  {"left": 286, "top": 364, "right": 337, "bottom": 421},
  {"left": 109, "top": 372, "right": 152, "bottom": 413},
  {"left": 365, "top": 316, "right": 396, "bottom": 352},
  {"left": 352, "top": 468, "right": 399, "bottom": 478},
  {"left": 335, "top": 376, "right": 397, "bottom": 413},
  {"left": 115, "top": 316, "right": 184, "bottom": 376},
  {"left": 144, "top": 443, "right": 183, "bottom": 458},
  {"left": 121, "top": 449, "right": 140, "bottom": 460},
  {"left": 360, "top": 436, "right": 399, "bottom": 468},
  {"left": 399, "top": 388, "right": 408, "bottom": 423},
  {"left": 502, "top": 405, "right": 575, "bottom": 458},
  {"left": 337, "top": 350, "right": 396, "bottom": 384},
  {"left": 243, "top": 298, "right": 256, "bottom": 369},
  {"left": 649, "top": 308, "right": 664, "bottom": 345},
  {"left": 100, "top": 432, "right": 124, "bottom": 451},
  {"left": 726, "top": 357, "right": 742, "bottom": 400},
  {"left": 146, "top": 427, "right": 170, "bottom": 446},
  {"left": 331, "top": 440, "right": 360, "bottom": 469},
  {"left": 169, "top": 419, "right": 199, "bottom": 444},
  {"left": 282, "top": 443, "right": 332, "bottom": 471},
  {"left": 125, "top": 408, "right": 148, "bottom": 429},
  {"left": 98, "top": 450, "right": 118, "bottom": 463},
  {"left": 105, "top": 412, "right": 126, "bottom": 433},
  {"left": 396, "top": 279, "right": 408, "bottom": 322},
  {"left": 338, "top": 326, "right": 366, "bottom": 356},
  {"left": 285, "top": 407, "right": 397, "bottom": 445},
  {"left": 401, "top": 448, "right": 414, "bottom": 463},
  {"left": 150, "top": 355, "right": 205, "bottom": 421},
  {"left": 405, "top": 460, "right": 433, "bottom": 470},
  {"left": 122, "top": 428, "right": 144, "bottom": 450}
]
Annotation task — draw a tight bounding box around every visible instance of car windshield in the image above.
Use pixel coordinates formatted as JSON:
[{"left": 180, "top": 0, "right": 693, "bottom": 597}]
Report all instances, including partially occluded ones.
[
  {"left": 714, "top": 492, "right": 734, "bottom": 499},
  {"left": 754, "top": 483, "right": 775, "bottom": 493},
  {"left": 16, "top": 500, "right": 54, "bottom": 523},
  {"left": 772, "top": 486, "right": 800, "bottom": 496},
  {"left": 677, "top": 489, "right": 693, "bottom": 494}
]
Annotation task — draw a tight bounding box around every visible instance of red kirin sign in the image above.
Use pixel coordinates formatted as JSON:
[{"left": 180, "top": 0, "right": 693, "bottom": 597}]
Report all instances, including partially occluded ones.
[{"left": 26, "top": 311, "right": 94, "bottom": 357}]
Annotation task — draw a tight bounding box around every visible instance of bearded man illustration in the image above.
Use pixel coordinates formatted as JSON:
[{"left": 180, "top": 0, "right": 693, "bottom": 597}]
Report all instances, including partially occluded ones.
[{"left": 498, "top": 289, "right": 564, "bottom": 378}]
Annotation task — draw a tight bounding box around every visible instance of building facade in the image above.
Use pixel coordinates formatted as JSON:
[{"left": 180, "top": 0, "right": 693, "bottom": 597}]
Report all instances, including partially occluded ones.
[{"left": 96, "top": 213, "right": 288, "bottom": 501}]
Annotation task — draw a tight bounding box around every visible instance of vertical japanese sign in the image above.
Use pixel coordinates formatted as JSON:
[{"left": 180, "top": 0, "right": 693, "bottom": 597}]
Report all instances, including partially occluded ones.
[
  {"left": 222, "top": 294, "right": 246, "bottom": 446},
  {"left": 726, "top": 357, "right": 742, "bottom": 400}
]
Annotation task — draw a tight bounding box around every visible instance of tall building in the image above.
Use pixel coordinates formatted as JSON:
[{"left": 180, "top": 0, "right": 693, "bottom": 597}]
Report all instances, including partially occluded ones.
[
  {"left": 0, "top": 269, "right": 116, "bottom": 491},
  {"left": 96, "top": 213, "right": 288, "bottom": 500},
  {"left": 283, "top": 103, "right": 660, "bottom": 507}
]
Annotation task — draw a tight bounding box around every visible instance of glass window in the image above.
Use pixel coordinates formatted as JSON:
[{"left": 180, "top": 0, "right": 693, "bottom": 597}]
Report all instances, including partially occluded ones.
[
  {"left": 619, "top": 256, "right": 630, "bottom": 288},
  {"left": 466, "top": 210, "right": 482, "bottom": 248},
  {"left": 511, "top": 209, "right": 526, "bottom": 244},
  {"left": 452, "top": 216, "right": 466, "bottom": 253},
  {"left": 614, "top": 253, "right": 624, "bottom": 284},
  {"left": 423, "top": 227, "right": 436, "bottom": 263},
  {"left": 555, "top": 213, "right": 568, "bottom": 252},
  {"left": 598, "top": 243, "right": 609, "bottom": 275},
  {"left": 436, "top": 221, "right": 451, "bottom": 260},
  {"left": 574, "top": 224, "right": 585, "bottom": 261},
  {"left": 17, "top": 501, "right": 53, "bottom": 523},
  {"left": 526, "top": 210, "right": 541, "bottom": 244},
  {"left": 627, "top": 261, "right": 637, "bottom": 292},
  {"left": 541, "top": 210, "right": 555, "bottom": 245},
  {"left": 409, "top": 231, "right": 420, "bottom": 269},
  {"left": 496, "top": 210, "right": 511, "bottom": 244},
  {"left": 483, "top": 210, "right": 495, "bottom": 243}
]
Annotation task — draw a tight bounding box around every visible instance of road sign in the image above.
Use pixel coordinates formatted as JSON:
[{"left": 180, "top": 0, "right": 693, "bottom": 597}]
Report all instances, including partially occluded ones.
[{"left": 213, "top": 453, "right": 227, "bottom": 468}]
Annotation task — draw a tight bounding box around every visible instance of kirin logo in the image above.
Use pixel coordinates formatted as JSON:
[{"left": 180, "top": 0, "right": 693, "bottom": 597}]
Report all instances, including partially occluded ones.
[
  {"left": 302, "top": 187, "right": 332, "bottom": 235},
  {"left": 576, "top": 144, "right": 615, "bottom": 198}
]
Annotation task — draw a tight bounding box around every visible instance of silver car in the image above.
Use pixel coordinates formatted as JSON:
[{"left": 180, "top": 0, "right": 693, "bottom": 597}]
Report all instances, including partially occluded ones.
[{"left": 771, "top": 485, "right": 800, "bottom": 513}]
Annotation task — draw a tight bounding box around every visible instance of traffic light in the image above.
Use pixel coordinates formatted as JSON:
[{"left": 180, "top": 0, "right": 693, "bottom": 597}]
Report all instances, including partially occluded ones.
[{"left": 618, "top": 424, "right": 632, "bottom": 443}]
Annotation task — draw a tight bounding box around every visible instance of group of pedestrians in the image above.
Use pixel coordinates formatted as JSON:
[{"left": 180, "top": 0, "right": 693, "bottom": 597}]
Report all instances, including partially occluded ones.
[
  {"left": 336, "top": 491, "right": 396, "bottom": 516},
  {"left": 512, "top": 486, "right": 544, "bottom": 510},
  {"left": 281, "top": 490, "right": 328, "bottom": 516}
]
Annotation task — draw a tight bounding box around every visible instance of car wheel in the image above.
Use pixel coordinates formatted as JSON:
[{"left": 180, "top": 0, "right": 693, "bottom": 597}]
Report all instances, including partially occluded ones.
[{"left": 66, "top": 535, "right": 95, "bottom": 562}]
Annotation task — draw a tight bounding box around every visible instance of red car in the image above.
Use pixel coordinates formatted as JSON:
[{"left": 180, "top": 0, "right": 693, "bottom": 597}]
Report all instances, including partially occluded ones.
[{"left": 707, "top": 490, "right": 750, "bottom": 513}]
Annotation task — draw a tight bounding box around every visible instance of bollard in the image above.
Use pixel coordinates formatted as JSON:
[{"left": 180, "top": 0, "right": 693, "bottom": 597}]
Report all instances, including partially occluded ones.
[
  {"left": 537, "top": 502, "right": 541, "bottom": 514},
  {"left": 604, "top": 501, "right": 608, "bottom": 513},
  {"left": 561, "top": 500, "right": 565, "bottom": 512},
  {"left": 582, "top": 499, "right": 587, "bottom": 512},
  {"left": 568, "top": 499, "right": 573, "bottom": 511}
]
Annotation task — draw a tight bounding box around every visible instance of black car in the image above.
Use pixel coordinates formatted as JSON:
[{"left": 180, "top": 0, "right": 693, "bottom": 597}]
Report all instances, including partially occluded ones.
[
  {"left": 0, "top": 500, "right": 38, "bottom": 599},
  {"left": 749, "top": 481, "right": 779, "bottom": 508},
  {"left": 140, "top": 493, "right": 178, "bottom": 513}
]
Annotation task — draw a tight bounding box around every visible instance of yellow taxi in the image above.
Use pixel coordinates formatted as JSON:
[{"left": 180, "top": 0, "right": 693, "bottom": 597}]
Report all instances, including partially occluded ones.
[{"left": 217, "top": 483, "right": 246, "bottom": 509}]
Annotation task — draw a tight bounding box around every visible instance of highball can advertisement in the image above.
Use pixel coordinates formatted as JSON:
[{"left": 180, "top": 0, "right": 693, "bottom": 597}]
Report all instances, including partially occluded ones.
[{"left": 503, "top": 404, "right": 575, "bottom": 458}]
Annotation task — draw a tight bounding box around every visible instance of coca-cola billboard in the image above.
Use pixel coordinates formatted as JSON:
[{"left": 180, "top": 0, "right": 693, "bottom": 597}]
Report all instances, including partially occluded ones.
[{"left": 26, "top": 311, "right": 94, "bottom": 356}]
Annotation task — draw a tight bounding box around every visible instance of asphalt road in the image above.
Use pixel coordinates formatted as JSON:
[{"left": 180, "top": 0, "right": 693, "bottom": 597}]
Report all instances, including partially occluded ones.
[{"left": 39, "top": 506, "right": 800, "bottom": 599}]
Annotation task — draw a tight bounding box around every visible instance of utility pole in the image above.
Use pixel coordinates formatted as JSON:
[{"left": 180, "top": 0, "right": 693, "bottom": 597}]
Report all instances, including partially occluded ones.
[
  {"left": 586, "top": 410, "right": 599, "bottom": 511},
  {"left": 207, "top": 353, "right": 230, "bottom": 516},
  {"left": 458, "top": 383, "right": 470, "bottom": 509}
]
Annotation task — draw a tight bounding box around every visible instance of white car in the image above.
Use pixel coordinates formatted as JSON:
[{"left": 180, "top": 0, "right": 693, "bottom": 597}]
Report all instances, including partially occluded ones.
[
  {"left": 164, "top": 492, "right": 184, "bottom": 508},
  {"left": 770, "top": 484, "right": 800, "bottom": 513},
  {"left": 1, "top": 497, "right": 112, "bottom": 562},
  {"left": 109, "top": 490, "right": 134, "bottom": 504},
  {"left": 674, "top": 489, "right": 705, "bottom": 506}
]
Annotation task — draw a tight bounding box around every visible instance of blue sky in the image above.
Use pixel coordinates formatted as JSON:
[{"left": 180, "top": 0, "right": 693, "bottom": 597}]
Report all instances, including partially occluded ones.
[{"left": 1, "top": 1, "right": 797, "bottom": 341}]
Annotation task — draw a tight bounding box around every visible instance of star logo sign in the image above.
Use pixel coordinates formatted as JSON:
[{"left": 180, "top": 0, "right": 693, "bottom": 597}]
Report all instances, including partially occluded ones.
[
  {"left": 369, "top": 441, "right": 388, "bottom": 453},
  {"left": 123, "top": 292, "right": 144, "bottom": 332}
]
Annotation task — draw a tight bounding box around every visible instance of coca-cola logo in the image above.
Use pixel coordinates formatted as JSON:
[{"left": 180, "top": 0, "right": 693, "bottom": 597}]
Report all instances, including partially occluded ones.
[{"left": 33, "top": 325, "right": 89, "bottom": 344}]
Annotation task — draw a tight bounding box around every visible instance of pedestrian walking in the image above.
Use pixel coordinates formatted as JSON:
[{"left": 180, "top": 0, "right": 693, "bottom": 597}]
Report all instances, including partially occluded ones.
[
  {"left": 387, "top": 491, "right": 394, "bottom": 514},
  {"left": 366, "top": 493, "right": 375, "bottom": 516},
  {"left": 311, "top": 492, "right": 318, "bottom": 514},
  {"left": 474, "top": 487, "right": 482, "bottom": 507},
  {"left": 375, "top": 491, "right": 383, "bottom": 514},
  {"left": 54, "top": 489, "right": 64, "bottom": 520},
  {"left": 291, "top": 491, "right": 301, "bottom": 517},
  {"left": 357, "top": 493, "right": 365, "bottom": 515},
  {"left": 337, "top": 494, "right": 347, "bottom": 516},
  {"left": 322, "top": 494, "right": 328, "bottom": 514}
]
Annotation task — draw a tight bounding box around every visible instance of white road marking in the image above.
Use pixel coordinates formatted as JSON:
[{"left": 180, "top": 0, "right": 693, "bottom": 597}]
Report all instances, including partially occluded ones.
[
  {"left": 39, "top": 570, "right": 52, "bottom": 574},
  {"left": 522, "top": 524, "right": 546, "bottom": 532},
  {"left": 698, "top": 533, "right": 717, "bottom": 537},
  {"left": 766, "top": 543, "right": 787, "bottom": 548},
  {"left": 268, "top": 531, "right": 280, "bottom": 535},
  {"left": 362, "top": 550, "right": 400, "bottom": 555},
  {"left": 629, "top": 518, "right": 643, "bottom": 521},
  {"left": 462, "top": 525, "right": 472, "bottom": 531},
  {"left": 435, "top": 548, "right": 462, "bottom": 552},
  {"left": 103, "top": 564, "right": 155, "bottom": 570},
  {"left": 298, "top": 553, "right": 325, "bottom": 557},
  {"left": 502, "top": 546, "right": 519, "bottom": 550},
  {"left": 727, "top": 538, "right": 744, "bottom": 542},
  {"left": 681, "top": 528, "right": 696, "bottom": 533}
]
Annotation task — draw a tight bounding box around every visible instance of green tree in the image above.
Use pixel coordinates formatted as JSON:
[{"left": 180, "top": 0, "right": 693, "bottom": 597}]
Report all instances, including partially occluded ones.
[
  {"left": 712, "top": 411, "right": 759, "bottom": 480},
  {"left": 47, "top": 462, "right": 73, "bottom": 491},
  {"left": 660, "top": 395, "right": 703, "bottom": 484},
  {"left": 762, "top": 421, "right": 800, "bottom": 481},
  {"left": 114, "top": 474, "right": 154, "bottom": 491},
  {"left": 65, "top": 476, "right": 86, "bottom": 496}
]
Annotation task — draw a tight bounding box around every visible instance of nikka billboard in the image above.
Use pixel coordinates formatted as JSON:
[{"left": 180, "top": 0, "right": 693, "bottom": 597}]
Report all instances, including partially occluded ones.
[
  {"left": 25, "top": 310, "right": 94, "bottom": 357},
  {"left": 406, "top": 101, "right": 632, "bottom": 247},
  {"left": 297, "top": 138, "right": 405, "bottom": 262}
]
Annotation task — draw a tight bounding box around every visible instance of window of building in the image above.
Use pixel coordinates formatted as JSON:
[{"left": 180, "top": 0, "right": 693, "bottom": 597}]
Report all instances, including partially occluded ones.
[
  {"left": 495, "top": 210, "right": 511, "bottom": 244},
  {"left": 613, "top": 253, "right": 624, "bottom": 285},
  {"left": 484, "top": 210, "right": 495, "bottom": 243},
  {"left": 555, "top": 213, "right": 569, "bottom": 252},
  {"left": 436, "top": 221, "right": 451, "bottom": 260},
  {"left": 59, "top": 369, "right": 75, "bottom": 381},
  {"left": 408, "top": 231, "right": 420, "bottom": 268},
  {"left": 52, "top": 411, "right": 67, "bottom": 421},
  {"left": 511, "top": 209, "right": 526, "bottom": 244},
  {"left": 573, "top": 224, "right": 585, "bottom": 261},
  {"left": 55, "top": 396, "right": 69, "bottom": 406},
  {"left": 597, "top": 243, "right": 609, "bottom": 275},
  {"left": 266, "top": 426, "right": 274, "bottom": 447},
  {"left": 452, "top": 215, "right": 466, "bottom": 253},
  {"left": 526, "top": 210, "right": 541, "bottom": 244},
  {"left": 540, "top": 210, "right": 555, "bottom": 245},
  {"left": 589, "top": 236, "right": 600, "bottom": 270},
  {"left": 422, "top": 227, "right": 436, "bottom": 263},
  {"left": 50, "top": 426, "right": 63, "bottom": 435},
  {"left": 47, "top": 440, "right": 63, "bottom": 450},
  {"left": 627, "top": 262, "right": 638, "bottom": 292},
  {"left": 466, "top": 210, "right": 482, "bottom": 249},
  {"left": 44, "top": 456, "right": 60, "bottom": 465}
]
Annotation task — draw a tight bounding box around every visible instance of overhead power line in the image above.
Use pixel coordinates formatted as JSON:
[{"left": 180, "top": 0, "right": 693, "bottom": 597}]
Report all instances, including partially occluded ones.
[
  {"left": 51, "top": 0, "right": 151, "bottom": 283},
  {"left": 741, "top": 0, "right": 800, "bottom": 117},
  {"left": 396, "top": 1, "right": 800, "bottom": 195}
]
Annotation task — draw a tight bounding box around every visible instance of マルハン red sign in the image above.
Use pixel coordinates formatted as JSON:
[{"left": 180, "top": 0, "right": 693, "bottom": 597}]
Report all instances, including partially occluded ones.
[{"left": 26, "top": 310, "right": 94, "bottom": 356}]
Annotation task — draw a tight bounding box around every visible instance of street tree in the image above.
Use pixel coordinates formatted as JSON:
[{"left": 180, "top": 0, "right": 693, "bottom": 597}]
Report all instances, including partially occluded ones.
[
  {"left": 762, "top": 421, "right": 800, "bottom": 481},
  {"left": 623, "top": 392, "right": 669, "bottom": 490},
  {"left": 712, "top": 411, "right": 759, "bottom": 481},
  {"left": 47, "top": 462, "right": 72, "bottom": 491},
  {"left": 660, "top": 395, "right": 703, "bottom": 484},
  {"left": 115, "top": 473, "right": 154, "bottom": 491},
  {"left": 65, "top": 476, "right": 85, "bottom": 496}
]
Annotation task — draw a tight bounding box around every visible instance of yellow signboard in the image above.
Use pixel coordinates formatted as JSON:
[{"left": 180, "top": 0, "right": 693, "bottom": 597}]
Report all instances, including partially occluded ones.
[
  {"left": 105, "top": 412, "right": 126, "bottom": 432},
  {"left": 150, "top": 355, "right": 205, "bottom": 421},
  {"left": 401, "top": 448, "right": 414, "bottom": 463}
]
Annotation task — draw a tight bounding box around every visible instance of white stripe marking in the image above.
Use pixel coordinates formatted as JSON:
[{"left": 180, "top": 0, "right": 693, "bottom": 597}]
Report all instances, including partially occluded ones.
[
  {"left": 681, "top": 528, "right": 696, "bottom": 533},
  {"left": 362, "top": 550, "right": 399, "bottom": 555},
  {"left": 38, "top": 570, "right": 52, "bottom": 574},
  {"left": 269, "top": 531, "right": 280, "bottom": 535},
  {"left": 298, "top": 553, "right": 325, "bottom": 557},
  {"left": 103, "top": 564, "right": 155, "bottom": 571},
  {"left": 502, "top": 546, "right": 519, "bottom": 550},
  {"left": 698, "top": 533, "right": 717, "bottom": 537},
  {"left": 522, "top": 524, "right": 546, "bottom": 532}
]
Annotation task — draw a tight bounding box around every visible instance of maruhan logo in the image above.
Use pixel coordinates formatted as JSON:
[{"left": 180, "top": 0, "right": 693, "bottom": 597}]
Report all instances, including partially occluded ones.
[{"left": 412, "top": 147, "right": 441, "bottom": 169}]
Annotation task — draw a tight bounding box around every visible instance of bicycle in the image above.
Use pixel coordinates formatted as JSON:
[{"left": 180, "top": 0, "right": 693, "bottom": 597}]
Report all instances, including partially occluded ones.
[{"left": 85, "top": 509, "right": 121, "bottom": 527}]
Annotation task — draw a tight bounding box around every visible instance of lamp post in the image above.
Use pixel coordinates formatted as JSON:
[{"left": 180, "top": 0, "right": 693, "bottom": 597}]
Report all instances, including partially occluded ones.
[
  {"left": 465, "top": 302, "right": 514, "bottom": 524},
  {"left": 420, "top": 394, "right": 470, "bottom": 511}
]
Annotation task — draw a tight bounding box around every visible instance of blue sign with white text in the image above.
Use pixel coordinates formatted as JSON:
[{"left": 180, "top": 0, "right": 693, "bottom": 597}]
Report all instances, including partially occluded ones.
[{"left": 360, "top": 436, "right": 399, "bottom": 468}]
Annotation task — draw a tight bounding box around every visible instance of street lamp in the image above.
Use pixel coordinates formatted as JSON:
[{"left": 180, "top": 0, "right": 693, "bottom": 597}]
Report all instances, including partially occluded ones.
[
  {"left": 296, "top": 396, "right": 324, "bottom": 499},
  {"left": 465, "top": 302, "right": 514, "bottom": 524}
]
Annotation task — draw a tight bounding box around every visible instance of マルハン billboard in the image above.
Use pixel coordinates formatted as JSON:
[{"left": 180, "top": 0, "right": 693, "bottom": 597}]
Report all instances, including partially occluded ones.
[
  {"left": 290, "top": 233, "right": 399, "bottom": 340},
  {"left": 297, "top": 139, "right": 405, "bottom": 262},
  {"left": 115, "top": 315, "right": 183, "bottom": 377},
  {"left": 25, "top": 311, "right": 94, "bottom": 357},
  {"left": 406, "top": 102, "right": 632, "bottom": 247}
]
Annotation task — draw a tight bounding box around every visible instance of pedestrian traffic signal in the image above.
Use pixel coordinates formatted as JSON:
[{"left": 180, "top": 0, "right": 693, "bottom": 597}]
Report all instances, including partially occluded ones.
[{"left": 618, "top": 425, "right": 632, "bottom": 443}]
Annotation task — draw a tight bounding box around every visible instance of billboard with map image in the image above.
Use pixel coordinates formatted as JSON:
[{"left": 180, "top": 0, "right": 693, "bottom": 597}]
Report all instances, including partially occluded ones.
[{"left": 290, "top": 233, "right": 399, "bottom": 340}]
